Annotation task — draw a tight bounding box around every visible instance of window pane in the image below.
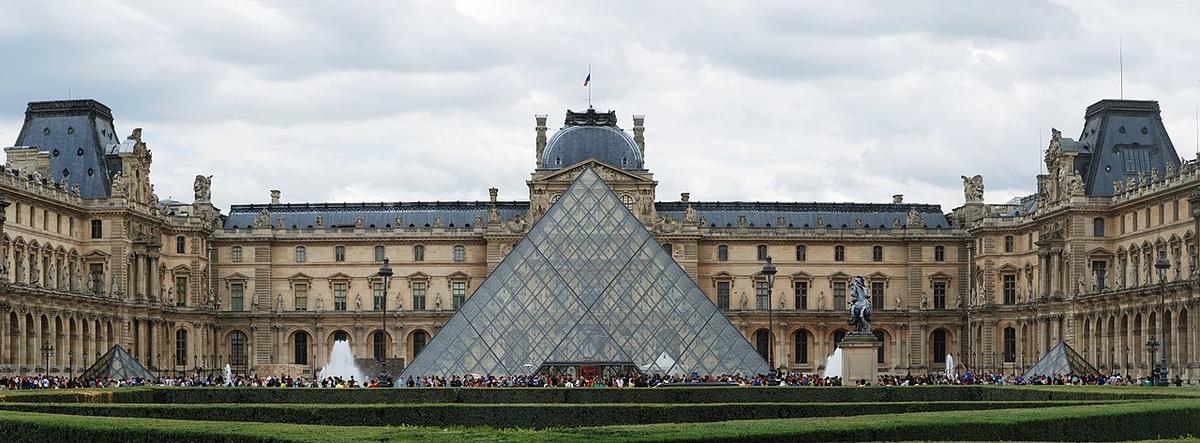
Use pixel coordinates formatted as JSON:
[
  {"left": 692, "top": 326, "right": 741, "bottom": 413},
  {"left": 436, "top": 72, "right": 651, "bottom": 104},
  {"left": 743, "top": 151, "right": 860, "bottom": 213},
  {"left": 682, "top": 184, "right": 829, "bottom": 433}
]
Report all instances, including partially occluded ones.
[{"left": 717, "top": 281, "right": 730, "bottom": 309}]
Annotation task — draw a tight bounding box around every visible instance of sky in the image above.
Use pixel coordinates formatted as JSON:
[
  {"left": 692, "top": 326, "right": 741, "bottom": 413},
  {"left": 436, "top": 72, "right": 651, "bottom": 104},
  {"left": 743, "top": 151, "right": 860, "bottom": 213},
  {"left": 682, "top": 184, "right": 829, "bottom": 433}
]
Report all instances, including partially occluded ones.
[{"left": 1, "top": 0, "right": 1199, "bottom": 213}]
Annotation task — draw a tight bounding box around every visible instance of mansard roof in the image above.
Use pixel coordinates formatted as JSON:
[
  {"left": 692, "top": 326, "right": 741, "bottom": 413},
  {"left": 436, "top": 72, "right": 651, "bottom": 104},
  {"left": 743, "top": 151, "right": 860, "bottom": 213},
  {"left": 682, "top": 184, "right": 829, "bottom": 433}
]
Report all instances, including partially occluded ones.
[
  {"left": 1066, "top": 99, "right": 1180, "bottom": 197},
  {"left": 13, "top": 99, "right": 124, "bottom": 198},
  {"left": 223, "top": 201, "right": 529, "bottom": 229},
  {"left": 656, "top": 201, "right": 952, "bottom": 228}
]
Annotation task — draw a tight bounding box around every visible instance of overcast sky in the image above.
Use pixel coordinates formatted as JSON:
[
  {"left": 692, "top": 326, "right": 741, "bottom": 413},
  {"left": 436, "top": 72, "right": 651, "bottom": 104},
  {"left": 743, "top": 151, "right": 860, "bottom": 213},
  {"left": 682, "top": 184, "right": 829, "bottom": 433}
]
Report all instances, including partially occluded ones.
[{"left": 1, "top": 0, "right": 1199, "bottom": 213}]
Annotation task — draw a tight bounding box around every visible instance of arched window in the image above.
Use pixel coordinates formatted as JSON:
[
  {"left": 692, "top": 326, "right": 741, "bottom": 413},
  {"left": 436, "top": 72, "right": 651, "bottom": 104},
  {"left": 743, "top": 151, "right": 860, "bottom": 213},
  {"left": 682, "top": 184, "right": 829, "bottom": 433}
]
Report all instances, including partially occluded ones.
[
  {"left": 833, "top": 330, "right": 846, "bottom": 348},
  {"left": 874, "top": 330, "right": 886, "bottom": 364},
  {"left": 231, "top": 246, "right": 243, "bottom": 263},
  {"left": 453, "top": 245, "right": 465, "bottom": 262},
  {"left": 872, "top": 245, "right": 883, "bottom": 262},
  {"left": 1093, "top": 217, "right": 1105, "bottom": 237},
  {"left": 176, "top": 236, "right": 186, "bottom": 254},
  {"left": 175, "top": 329, "right": 188, "bottom": 367},
  {"left": 294, "top": 331, "right": 309, "bottom": 365},
  {"left": 413, "top": 245, "right": 425, "bottom": 262},
  {"left": 374, "top": 245, "right": 385, "bottom": 262},
  {"left": 373, "top": 331, "right": 387, "bottom": 361},
  {"left": 932, "top": 329, "right": 947, "bottom": 363},
  {"left": 229, "top": 331, "right": 247, "bottom": 373},
  {"left": 620, "top": 194, "right": 634, "bottom": 210},
  {"left": 1003, "top": 327, "right": 1016, "bottom": 363},
  {"left": 334, "top": 245, "right": 346, "bottom": 262},
  {"left": 793, "top": 330, "right": 809, "bottom": 364},
  {"left": 295, "top": 246, "right": 307, "bottom": 263},
  {"left": 717, "top": 245, "right": 729, "bottom": 262},
  {"left": 333, "top": 330, "right": 349, "bottom": 342},
  {"left": 934, "top": 245, "right": 945, "bottom": 262},
  {"left": 754, "top": 329, "right": 770, "bottom": 360},
  {"left": 756, "top": 245, "right": 768, "bottom": 261},
  {"left": 662, "top": 243, "right": 673, "bottom": 256},
  {"left": 412, "top": 331, "right": 428, "bottom": 357},
  {"left": 834, "top": 245, "right": 845, "bottom": 262},
  {"left": 795, "top": 245, "right": 806, "bottom": 261}
]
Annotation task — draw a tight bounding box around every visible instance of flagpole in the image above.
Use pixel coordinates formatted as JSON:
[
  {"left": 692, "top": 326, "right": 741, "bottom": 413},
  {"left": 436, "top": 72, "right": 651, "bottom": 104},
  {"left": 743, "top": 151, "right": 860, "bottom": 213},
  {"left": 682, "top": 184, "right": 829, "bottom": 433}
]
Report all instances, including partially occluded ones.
[{"left": 587, "top": 64, "right": 592, "bottom": 108}]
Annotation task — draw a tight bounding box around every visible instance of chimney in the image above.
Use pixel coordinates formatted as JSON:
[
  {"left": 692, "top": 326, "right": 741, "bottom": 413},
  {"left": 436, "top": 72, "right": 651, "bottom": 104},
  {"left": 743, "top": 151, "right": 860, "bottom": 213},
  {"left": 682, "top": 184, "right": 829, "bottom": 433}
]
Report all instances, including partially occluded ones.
[
  {"left": 680, "top": 192, "right": 690, "bottom": 202},
  {"left": 534, "top": 115, "right": 548, "bottom": 162},
  {"left": 270, "top": 190, "right": 281, "bottom": 204},
  {"left": 489, "top": 187, "right": 498, "bottom": 204},
  {"left": 632, "top": 115, "right": 646, "bottom": 158},
  {"left": 892, "top": 194, "right": 903, "bottom": 204}
]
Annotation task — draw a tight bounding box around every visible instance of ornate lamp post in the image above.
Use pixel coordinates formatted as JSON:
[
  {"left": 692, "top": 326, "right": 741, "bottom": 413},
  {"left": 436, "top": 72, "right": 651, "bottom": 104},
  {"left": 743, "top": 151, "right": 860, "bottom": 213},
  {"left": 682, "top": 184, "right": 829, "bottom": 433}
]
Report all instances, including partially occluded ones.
[
  {"left": 377, "top": 258, "right": 393, "bottom": 380},
  {"left": 40, "top": 339, "right": 54, "bottom": 376},
  {"left": 1153, "top": 251, "right": 1171, "bottom": 386},
  {"left": 761, "top": 256, "right": 778, "bottom": 374},
  {"left": 68, "top": 350, "right": 74, "bottom": 379}
]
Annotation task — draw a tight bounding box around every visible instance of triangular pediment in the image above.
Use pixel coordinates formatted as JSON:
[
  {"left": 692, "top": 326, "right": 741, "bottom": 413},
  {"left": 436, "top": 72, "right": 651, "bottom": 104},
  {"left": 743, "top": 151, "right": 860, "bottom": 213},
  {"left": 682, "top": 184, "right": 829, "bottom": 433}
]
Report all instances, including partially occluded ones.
[
  {"left": 539, "top": 159, "right": 650, "bottom": 183},
  {"left": 403, "top": 167, "right": 768, "bottom": 378}
]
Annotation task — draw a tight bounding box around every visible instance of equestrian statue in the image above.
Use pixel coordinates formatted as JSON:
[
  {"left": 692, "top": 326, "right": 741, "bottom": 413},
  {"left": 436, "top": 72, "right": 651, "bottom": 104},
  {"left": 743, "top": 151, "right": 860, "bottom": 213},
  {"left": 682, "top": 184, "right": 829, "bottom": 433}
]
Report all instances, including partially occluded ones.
[{"left": 848, "top": 276, "right": 872, "bottom": 334}]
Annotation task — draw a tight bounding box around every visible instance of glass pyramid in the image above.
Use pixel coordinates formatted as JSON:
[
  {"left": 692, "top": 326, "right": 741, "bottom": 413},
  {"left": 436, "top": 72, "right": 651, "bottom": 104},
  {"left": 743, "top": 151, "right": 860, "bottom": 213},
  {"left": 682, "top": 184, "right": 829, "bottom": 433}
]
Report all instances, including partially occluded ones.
[
  {"left": 1022, "top": 340, "right": 1100, "bottom": 378},
  {"left": 402, "top": 167, "right": 769, "bottom": 378},
  {"left": 80, "top": 344, "right": 156, "bottom": 380}
]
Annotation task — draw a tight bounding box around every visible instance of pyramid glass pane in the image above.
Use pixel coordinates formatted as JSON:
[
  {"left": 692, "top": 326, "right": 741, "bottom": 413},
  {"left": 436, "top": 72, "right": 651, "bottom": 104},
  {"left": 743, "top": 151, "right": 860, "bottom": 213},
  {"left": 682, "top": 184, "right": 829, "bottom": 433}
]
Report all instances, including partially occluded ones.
[
  {"left": 1023, "top": 341, "right": 1100, "bottom": 378},
  {"left": 402, "top": 167, "right": 769, "bottom": 378},
  {"left": 80, "top": 345, "right": 156, "bottom": 380}
]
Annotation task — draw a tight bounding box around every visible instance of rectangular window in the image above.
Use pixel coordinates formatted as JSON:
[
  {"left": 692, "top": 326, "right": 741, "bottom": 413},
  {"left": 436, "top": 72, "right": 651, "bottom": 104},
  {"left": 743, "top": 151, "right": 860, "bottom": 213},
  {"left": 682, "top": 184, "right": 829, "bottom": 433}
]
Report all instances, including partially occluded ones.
[
  {"left": 755, "top": 281, "right": 769, "bottom": 310},
  {"left": 90, "top": 219, "right": 102, "bottom": 239},
  {"left": 175, "top": 276, "right": 188, "bottom": 307},
  {"left": 1004, "top": 236, "right": 1014, "bottom": 253},
  {"left": 1122, "top": 146, "right": 1152, "bottom": 173},
  {"left": 452, "top": 281, "right": 466, "bottom": 310},
  {"left": 871, "top": 281, "right": 885, "bottom": 309},
  {"left": 1093, "top": 218, "right": 1105, "bottom": 237},
  {"left": 1002, "top": 274, "right": 1016, "bottom": 304},
  {"left": 231, "top": 247, "right": 242, "bottom": 263},
  {"left": 716, "top": 281, "right": 730, "bottom": 309},
  {"left": 230, "top": 282, "right": 244, "bottom": 311},
  {"left": 833, "top": 281, "right": 846, "bottom": 310},
  {"left": 335, "top": 246, "right": 346, "bottom": 262},
  {"left": 796, "top": 245, "right": 806, "bottom": 261},
  {"left": 834, "top": 246, "right": 845, "bottom": 262},
  {"left": 1159, "top": 203, "right": 1165, "bottom": 225},
  {"left": 89, "top": 263, "right": 104, "bottom": 294},
  {"left": 794, "top": 281, "right": 808, "bottom": 310},
  {"left": 1003, "top": 328, "right": 1017, "bottom": 363},
  {"left": 934, "top": 246, "right": 945, "bottom": 262},
  {"left": 1092, "top": 260, "right": 1107, "bottom": 291},
  {"left": 333, "top": 282, "right": 347, "bottom": 311},
  {"left": 933, "top": 281, "right": 947, "bottom": 309},
  {"left": 373, "top": 282, "right": 385, "bottom": 310},
  {"left": 374, "top": 246, "right": 385, "bottom": 262},
  {"left": 294, "top": 283, "right": 308, "bottom": 311},
  {"left": 412, "top": 281, "right": 427, "bottom": 310}
]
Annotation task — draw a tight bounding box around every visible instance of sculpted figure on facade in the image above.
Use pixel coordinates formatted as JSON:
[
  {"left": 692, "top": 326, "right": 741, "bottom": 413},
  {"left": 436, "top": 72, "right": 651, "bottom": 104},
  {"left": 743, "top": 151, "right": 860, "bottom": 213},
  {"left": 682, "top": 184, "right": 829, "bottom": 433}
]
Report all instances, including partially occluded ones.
[
  {"left": 486, "top": 206, "right": 500, "bottom": 225},
  {"left": 314, "top": 215, "right": 324, "bottom": 228},
  {"left": 961, "top": 175, "right": 984, "bottom": 202},
  {"left": 683, "top": 204, "right": 697, "bottom": 225},
  {"left": 1067, "top": 172, "right": 1084, "bottom": 197},
  {"left": 193, "top": 175, "right": 212, "bottom": 202},
  {"left": 906, "top": 208, "right": 923, "bottom": 227},
  {"left": 252, "top": 209, "right": 270, "bottom": 229}
]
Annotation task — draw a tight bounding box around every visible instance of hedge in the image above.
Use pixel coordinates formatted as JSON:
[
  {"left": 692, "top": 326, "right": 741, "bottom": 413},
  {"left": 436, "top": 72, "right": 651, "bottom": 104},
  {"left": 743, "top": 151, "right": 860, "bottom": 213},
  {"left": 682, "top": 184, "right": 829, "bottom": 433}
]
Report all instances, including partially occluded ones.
[
  {"left": 0, "top": 400, "right": 1111, "bottom": 429},
  {"left": 1, "top": 385, "right": 1178, "bottom": 405},
  {"left": 0, "top": 399, "right": 1198, "bottom": 442}
]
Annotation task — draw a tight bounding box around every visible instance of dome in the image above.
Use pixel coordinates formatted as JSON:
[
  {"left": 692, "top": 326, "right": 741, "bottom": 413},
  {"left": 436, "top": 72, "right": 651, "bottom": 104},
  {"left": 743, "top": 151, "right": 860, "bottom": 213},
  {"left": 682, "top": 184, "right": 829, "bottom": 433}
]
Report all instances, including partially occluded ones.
[{"left": 539, "top": 109, "right": 643, "bottom": 170}]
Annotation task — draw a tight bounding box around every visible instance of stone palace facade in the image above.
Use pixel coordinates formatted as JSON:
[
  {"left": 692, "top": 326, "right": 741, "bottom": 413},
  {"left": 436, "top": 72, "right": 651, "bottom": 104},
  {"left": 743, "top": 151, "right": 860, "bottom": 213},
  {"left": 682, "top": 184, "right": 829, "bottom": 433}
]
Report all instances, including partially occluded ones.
[{"left": 0, "top": 98, "right": 1195, "bottom": 380}]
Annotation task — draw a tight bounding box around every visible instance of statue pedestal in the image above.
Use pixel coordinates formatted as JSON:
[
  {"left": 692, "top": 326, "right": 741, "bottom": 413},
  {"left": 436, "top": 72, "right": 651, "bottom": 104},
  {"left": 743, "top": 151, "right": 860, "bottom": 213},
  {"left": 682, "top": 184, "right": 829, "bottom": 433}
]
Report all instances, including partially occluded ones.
[{"left": 840, "top": 333, "right": 880, "bottom": 385}]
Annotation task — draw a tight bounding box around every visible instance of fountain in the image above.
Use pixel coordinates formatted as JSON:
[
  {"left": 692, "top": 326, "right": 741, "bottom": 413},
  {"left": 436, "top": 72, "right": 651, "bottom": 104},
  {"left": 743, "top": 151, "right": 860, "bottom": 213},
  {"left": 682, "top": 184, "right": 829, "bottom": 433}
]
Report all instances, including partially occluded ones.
[
  {"left": 945, "top": 354, "right": 955, "bottom": 378},
  {"left": 822, "top": 347, "right": 844, "bottom": 379},
  {"left": 318, "top": 340, "right": 365, "bottom": 383},
  {"left": 223, "top": 364, "right": 233, "bottom": 386}
]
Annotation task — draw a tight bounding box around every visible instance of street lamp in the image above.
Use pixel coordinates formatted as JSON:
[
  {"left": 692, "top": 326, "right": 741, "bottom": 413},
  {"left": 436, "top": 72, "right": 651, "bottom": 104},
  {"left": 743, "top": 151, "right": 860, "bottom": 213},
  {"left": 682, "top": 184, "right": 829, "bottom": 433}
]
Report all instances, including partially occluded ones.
[
  {"left": 68, "top": 350, "right": 74, "bottom": 379},
  {"left": 377, "top": 257, "right": 393, "bottom": 381},
  {"left": 1153, "top": 250, "right": 1171, "bottom": 386},
  {"left": 761, "top": 256, "right": 778, "bottom": 374},
  {"left": 40, "top": 339, "right": 54, "bottom": 376}
]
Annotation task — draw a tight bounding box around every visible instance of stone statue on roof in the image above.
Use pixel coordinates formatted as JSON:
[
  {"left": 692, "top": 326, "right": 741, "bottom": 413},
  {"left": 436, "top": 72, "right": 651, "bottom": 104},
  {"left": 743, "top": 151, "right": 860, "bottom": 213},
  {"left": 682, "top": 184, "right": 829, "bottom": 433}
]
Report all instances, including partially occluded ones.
[
  {"left": 252, "top": 209, "right": 270, "bottom": 229},
  {"left": 314, "top": 215, "right": 324, "bottom": 228},
  {"left": 961, "top": 175, "right": 984, "bottom": 202},
  {"left": 906, "top": 208, "right": 923, "bottom": 227},
  {"left": 487, "top": 206, "right": 501, "bottom": 225},
  {"left": 193, "top": 175, "right": 212, "bottom": 202},
  {"left": 683, "top": 204, "right": 697, "bottom": 225}
]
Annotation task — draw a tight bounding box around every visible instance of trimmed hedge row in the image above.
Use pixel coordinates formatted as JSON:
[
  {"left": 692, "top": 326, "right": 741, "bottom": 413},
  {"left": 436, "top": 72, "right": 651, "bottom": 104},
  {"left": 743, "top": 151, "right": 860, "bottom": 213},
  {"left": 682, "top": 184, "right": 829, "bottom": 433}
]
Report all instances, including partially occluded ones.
[
  {"left": 0, "top": 385, "right": 1174, "bottom": 405},
  {"left": 0, "top": 399, "right": 1199, "bottom": 442},
  {"left": 0, "top": 400, "right": 1110, "bottom": 429}
]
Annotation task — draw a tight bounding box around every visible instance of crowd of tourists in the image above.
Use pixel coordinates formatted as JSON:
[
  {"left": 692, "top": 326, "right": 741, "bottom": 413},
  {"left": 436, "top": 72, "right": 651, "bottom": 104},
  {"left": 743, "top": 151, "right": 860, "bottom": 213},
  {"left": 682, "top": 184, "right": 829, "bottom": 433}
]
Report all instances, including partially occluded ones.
[{"left": 0, "top": 369, "right": 1188, "bottom": 390}]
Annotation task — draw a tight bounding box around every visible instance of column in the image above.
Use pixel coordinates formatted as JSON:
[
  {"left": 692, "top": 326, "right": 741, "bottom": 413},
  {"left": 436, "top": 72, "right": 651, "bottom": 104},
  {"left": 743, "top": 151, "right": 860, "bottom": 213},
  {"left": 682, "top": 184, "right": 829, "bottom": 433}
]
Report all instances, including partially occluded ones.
[
  {"left": 16, "top": 314, "right": 26, "bottom": 372},
  {"left": 0, "top": 311, "right": 7, "bottom": 367}
]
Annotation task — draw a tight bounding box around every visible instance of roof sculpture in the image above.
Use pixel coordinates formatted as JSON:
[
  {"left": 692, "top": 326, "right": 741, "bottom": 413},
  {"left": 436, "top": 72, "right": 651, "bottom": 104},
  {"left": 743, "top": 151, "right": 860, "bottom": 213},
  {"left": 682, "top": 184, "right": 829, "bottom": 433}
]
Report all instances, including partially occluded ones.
[{"left": 402, "top": 167, "right": 770, "bottom": 377}]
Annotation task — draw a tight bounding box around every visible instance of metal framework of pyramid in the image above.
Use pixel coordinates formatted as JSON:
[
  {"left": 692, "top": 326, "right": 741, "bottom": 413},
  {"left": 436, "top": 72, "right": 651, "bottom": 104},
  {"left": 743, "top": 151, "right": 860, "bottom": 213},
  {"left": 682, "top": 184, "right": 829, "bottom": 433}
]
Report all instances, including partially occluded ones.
[
  {"left": 80, "top": 344, "right": 156, "bottom": 380},
  {"left": 1023, "top": 340, "right": 1100, "bottom": 378},
  {"left": 402, "top": 167, "right": 769, "bottom": 377}
]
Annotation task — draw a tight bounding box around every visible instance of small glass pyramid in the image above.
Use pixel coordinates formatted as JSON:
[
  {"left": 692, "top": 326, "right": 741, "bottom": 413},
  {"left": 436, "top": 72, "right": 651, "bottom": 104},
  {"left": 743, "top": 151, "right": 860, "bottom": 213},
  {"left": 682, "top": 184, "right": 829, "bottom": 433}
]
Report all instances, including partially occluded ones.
[
  {"left": 1022, "top": 340, "right": 1100, "bottom": 378},
  {"left": 402, "top": 167, "right": 769, "bottom": 378},
  {"left": 80, "top": 344, "right": 156, "bottom": 380}
]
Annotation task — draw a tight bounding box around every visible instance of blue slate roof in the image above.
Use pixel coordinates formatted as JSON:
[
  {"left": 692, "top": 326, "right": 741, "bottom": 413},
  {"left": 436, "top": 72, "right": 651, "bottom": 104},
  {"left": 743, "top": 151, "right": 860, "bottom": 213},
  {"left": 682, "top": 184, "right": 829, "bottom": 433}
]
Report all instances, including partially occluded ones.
[
  {"left": 225, "top": 200, "right": 952, "bottom": 230},
  {"left": 539, "top": 108, "right": 643, "bottom": 170},
  {"left": 1066, "top": 100, "right": 1181, "bottom": 197},
  {"left": 656, "top": 201, "right": 952, "bottom": 228},
  {"left": 223, "top": 201, "right": 529, "bottom": 229},
  {"left": 14, "top": 99, "right": 121, "bottom": 198}
]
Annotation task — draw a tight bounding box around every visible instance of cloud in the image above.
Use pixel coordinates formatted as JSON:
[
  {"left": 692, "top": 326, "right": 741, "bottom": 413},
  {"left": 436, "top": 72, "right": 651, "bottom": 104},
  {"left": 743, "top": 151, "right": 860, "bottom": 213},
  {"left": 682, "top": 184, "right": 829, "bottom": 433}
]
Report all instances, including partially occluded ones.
[{"left": 2, "top": 0, "right": 1199, "bottom": 214}]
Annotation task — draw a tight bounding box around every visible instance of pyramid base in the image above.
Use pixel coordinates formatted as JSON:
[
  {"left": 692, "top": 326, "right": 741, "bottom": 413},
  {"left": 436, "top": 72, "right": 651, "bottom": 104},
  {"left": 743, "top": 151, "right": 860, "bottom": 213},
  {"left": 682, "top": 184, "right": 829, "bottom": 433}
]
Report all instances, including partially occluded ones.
[{"left": 840, "top": 333, "right": 880, "bottom": 385}]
